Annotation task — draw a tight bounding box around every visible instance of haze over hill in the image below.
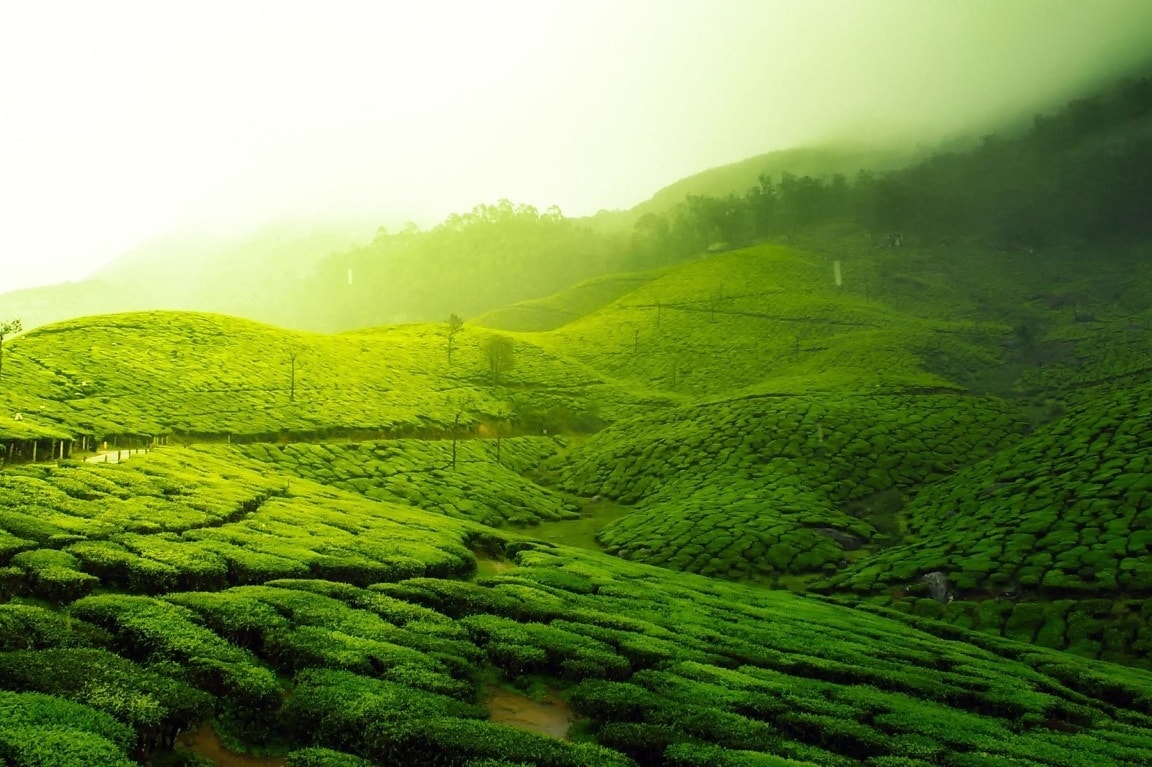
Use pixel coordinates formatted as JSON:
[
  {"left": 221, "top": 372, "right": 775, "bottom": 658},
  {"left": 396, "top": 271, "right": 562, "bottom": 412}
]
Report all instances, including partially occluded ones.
[{"left": 3, "top": 1, "right": 1152, "bottom": 302}]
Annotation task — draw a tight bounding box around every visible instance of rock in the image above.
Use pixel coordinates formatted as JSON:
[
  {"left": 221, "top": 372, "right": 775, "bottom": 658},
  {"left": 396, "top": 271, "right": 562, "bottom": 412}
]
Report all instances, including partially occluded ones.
[
  {"left": 817, "top": 527, "right": 865, "bottom": 551},
  {"left": 921, "top": 571, "right": 952, "bottom": 603}
]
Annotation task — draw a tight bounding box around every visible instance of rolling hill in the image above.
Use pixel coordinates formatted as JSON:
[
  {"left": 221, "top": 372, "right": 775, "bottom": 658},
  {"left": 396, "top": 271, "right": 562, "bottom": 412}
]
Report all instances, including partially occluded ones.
[{"left": 1, "top": 192, "right": 1151, "bottom": 763}]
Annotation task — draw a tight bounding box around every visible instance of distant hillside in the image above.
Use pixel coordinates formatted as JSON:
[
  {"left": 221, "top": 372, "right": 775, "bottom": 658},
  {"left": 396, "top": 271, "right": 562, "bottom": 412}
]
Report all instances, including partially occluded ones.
[
  {"left": 0, "top": 311, "right": 658, "bottom": 443},
  {"left": 0, "top": 219, "right": 373, "bottom": 332},
  {"left": 471, "top": 270, "right": 666, "bottom": 332},
  {"left": 627, "top": 144, "right": 913, "bottom": 221}
]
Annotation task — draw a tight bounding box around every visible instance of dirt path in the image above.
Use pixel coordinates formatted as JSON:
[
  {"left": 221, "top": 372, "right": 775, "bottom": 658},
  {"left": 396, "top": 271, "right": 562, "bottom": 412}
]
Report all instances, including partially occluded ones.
[
  {"left": 485, "top": 686, "right": 576, "bottom": 739},
  {"left": 173, "top": 723, "right": 285, "bottom": 767},
  {"left": 84, "top": 447, "right": 148, "bottom": 464}
]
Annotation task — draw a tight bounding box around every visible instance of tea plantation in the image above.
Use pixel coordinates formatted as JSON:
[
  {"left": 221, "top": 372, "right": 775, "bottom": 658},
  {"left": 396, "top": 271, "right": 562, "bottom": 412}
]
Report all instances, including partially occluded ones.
[
  {"left": 0, "top": 311, "right": 654, "bottom": 442},
  {"left": 0, "top": 241, "right": 1151, "bottom": 765}
]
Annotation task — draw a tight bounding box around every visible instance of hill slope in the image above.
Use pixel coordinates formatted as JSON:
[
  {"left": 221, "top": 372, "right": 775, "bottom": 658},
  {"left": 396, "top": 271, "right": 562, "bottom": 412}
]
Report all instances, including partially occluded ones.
[
  {"left": 0, "top": 311, "right": 658, "bottom": 442},
  {"left": 2, "top": 447, "right": 1152, "bottom": 765}
]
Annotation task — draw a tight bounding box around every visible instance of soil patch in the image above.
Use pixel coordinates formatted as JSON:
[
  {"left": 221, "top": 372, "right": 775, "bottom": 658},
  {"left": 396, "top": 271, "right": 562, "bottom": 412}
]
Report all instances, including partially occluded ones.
[
  {"left": 174, "top": 723, "right": 285, "bottom": 767},
  {"left": 485, "top": 686, "right": 576, "bottom": 740},
  {"left": 473, "top": 549, "right": 517, "bottom": 578}
]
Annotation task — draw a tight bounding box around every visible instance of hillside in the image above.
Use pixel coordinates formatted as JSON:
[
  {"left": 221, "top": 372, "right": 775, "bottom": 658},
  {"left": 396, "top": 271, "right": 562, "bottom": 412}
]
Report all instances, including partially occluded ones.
[
  {"left": 0, "top": 311, "right": 660, "bottom": 443},
  {"left": 2, "top": 447, "right": 1152, "bottom": 767},
  {"left": 0, "top": 222, "right": 1151, "bottom": 764},
  {"left": 627, "top": 145, "right": 913, "bottom": 222},
  {"left": 1, "top": 73, "right": 1152, "bottom": 764}
]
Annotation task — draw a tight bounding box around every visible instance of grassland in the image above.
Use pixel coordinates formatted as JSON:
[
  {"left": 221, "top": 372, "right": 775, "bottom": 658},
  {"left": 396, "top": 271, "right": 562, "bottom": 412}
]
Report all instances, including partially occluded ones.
[{"left": 1, "top": 238, "right": 1151, "bottom": 764}]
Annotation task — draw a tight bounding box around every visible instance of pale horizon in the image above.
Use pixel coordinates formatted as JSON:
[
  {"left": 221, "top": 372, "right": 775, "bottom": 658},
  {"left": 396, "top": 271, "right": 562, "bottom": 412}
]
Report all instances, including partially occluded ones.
[{"left": 3, "top": 0, "right": 1151, "bottom": 292}]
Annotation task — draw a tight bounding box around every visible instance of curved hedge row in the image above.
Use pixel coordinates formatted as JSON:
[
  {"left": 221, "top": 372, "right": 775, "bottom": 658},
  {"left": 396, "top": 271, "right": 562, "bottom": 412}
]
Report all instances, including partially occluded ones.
[
  {"left": 237, "top": 437, "right": 580, "bottom": 527},
  {"left": 0, "top": 449, "right": 479, "bottom": 602},
  {"left": 824, "top": 381, "right": 1152, "bottom": 599},
  {"left": 561, "top": 393, "right": 1025, "bottom": 579}
]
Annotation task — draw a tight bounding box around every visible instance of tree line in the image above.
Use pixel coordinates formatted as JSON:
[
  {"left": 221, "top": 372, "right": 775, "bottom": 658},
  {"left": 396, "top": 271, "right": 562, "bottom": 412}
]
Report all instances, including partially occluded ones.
[
  {"left": 292, "top": 72, "right": 1152, "bottom": 331},
  {"left": 634, "top": 73, "right": 1152, "bottom": 258}
]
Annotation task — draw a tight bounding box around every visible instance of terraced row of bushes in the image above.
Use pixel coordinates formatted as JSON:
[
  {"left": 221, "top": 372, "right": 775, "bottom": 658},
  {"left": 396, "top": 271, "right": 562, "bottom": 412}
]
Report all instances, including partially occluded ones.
[
  {"left": 340, "top": 544, "right": 1152, "bottom": 765},
  {"left": 824, "top": 381, "right": 1152, "bottom": 599},
  {"left": 852, "top": 594, "right": 1152, "bottom": 669},
  {"left": 560, "top": 392, "right": 1026, "bottom": 579},
  {"left": 0, "top": 449, "right": 478, "bottom": 603},
  {"left": 539, "top": 245, "right": 1003, "bottom": 397},
  {"left": 236, "top": 437, "right": 580, "bottom": 527},
  {"left": 2, "top": 442, "right": 1152, "bottom": 764}
]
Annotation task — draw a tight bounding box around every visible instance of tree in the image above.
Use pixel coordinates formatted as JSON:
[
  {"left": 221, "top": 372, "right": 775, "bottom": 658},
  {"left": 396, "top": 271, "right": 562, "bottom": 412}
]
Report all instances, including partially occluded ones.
[
  {"left": 287, "top": 350, "right": 299, "bottom": 402},
  {"left": 0, "top": 319, "right": 22, "bottom": 385},
  {"left": 492, "top": 404, "right": 512, "bottom": 465},
  {"left": 446, "top": 314, "right": 464, "bottom": 364},
  {"left": 448, "top": 395, "right": 474, "bottom": 470},
  {"left": 484, "top": 335, "right": 515, "bottom": 386}
]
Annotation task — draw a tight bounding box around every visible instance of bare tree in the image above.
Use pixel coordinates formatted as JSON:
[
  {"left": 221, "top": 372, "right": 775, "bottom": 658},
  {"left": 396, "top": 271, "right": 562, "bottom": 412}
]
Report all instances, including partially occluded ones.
[
  {"left": 446, "top": 313, "right": 464, "bottom": 364},
  {"left": 0, "top": 319, "right": 22, "bottom": 385}
]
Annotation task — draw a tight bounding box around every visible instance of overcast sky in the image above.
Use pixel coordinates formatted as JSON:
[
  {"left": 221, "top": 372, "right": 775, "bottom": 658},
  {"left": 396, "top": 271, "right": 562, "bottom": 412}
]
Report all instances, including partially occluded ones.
[{"left": 2, "top": 0, "right": 1151, "bottom": 292}]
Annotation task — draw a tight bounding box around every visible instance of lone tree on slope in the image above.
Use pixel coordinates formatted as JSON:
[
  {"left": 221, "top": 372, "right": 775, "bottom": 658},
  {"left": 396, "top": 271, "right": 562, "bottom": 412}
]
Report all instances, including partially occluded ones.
[
  {"left": 0, "top": 319, "right": 23, "bottom": 385},
  {"left": 446, "top": 313, "right": 464, "bottom": 364},
  {"left": 484, "top": 335, "right": 515, "bottom": 387}
]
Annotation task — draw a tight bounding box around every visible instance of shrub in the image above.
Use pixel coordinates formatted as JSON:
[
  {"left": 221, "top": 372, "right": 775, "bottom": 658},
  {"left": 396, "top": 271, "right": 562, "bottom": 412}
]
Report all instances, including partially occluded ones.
[{"left": 285, "top": 747, "right": 378, "bottom": 767}]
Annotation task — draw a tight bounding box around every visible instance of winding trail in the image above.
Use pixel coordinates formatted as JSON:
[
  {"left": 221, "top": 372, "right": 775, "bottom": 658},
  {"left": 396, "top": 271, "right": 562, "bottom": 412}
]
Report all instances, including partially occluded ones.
[
  {"left": 174, "top": 723, "right": 285, "bottom": 767},
  {"left": 484, "top": 686, "right": 576, "bottom": 740}
]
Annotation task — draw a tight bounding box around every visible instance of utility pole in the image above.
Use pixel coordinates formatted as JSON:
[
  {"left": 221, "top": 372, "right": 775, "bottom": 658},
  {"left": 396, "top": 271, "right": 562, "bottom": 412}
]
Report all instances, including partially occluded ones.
[{"left": 288, "top": 351, "right": 298, "bottom": 402}]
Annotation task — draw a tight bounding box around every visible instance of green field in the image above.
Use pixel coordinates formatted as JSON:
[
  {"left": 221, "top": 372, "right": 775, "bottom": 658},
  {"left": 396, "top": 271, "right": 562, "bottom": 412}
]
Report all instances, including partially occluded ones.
[{"left": 1, "top": 239, "right": 1151, "bottom": 765}]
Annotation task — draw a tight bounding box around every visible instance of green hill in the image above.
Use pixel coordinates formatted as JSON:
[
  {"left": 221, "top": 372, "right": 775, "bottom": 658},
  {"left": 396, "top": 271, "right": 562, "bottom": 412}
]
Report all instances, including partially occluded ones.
[
  {"left": 530, "top": 243, "right": 1007, "bottom": 398},
  {"left": 472, "top": 270, "right": 666, "bottom": 333},
  {"left": 558, "top": 393, "right": 1026, "bottom": 582},
  {"left": 0, "top": 311, "right": 659, "bottom": 442},
  {"left": 628, "top": 145, "right": 913, "bottom": 221},
  {"left": 2, "top": 181, "right": 1152, "bottom": 762}
]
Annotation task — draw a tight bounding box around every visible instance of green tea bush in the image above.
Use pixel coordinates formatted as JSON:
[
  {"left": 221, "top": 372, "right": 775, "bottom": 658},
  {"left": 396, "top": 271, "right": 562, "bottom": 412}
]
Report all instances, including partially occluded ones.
[
  {"left": 68, "top": 595, "right": 281, "bottom": 724},
  {"left": 285, "top": 748, "right": 379, "bottom": 767},
  {"left": 562, "top": 392, "right": 1023, "bottom": 578},
  {"left": 10, "top": 548, "right": 99, "bottom": 604},
  {"left": 0, "top": 690, "right": 136, "bottom": 767},
  {"left": 0, "top": 647, "right": 212, "bottom": 756}
]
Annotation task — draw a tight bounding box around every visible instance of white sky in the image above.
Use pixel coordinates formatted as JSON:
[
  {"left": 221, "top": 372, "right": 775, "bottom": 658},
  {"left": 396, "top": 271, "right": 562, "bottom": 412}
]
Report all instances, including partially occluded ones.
[{"left": 2, "top": 0, "right": 1152, "bottom": 292}]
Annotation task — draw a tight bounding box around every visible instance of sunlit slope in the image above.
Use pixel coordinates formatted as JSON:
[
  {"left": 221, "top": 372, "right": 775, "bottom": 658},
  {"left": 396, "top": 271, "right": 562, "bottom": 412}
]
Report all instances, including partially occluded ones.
[
  {"left": 0, "top": 448, "right": 477, "bottom": 593},
  {"left": 791, "top": 236, "right": 1152, "bottom": 399},
  {"left": 472, "top": 270, "right": 666, "bottom": 332},
  {"left": 532, "top": 244, "right": 1003, "bottom": 398},
  {"left": 238, "top": 436, "right": 581, "bottom": 527},
  {"left": 3, "top": 449, "right": 1152, "bottom": 765},
  {"left": 1, "top": 311, "right": 655, "bottom": 440},
  {"left": 559, "top": 393, "right": 1027, "bottom": 581}
]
